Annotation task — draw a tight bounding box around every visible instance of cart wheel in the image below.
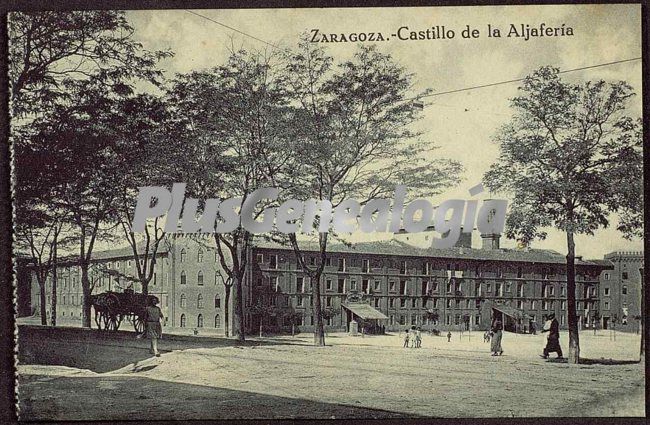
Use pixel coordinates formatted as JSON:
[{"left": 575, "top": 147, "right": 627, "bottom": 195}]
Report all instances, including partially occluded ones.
[
  {"left": 107, "top": 315, "right": 120, "bottom": 331},
  {"left": 134, "top": 316, "right": 146, "bottom": 334}
]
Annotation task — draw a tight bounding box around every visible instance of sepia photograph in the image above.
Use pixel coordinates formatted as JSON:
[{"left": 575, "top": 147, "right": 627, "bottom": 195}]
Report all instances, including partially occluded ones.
[{"left": 5, "top": 2, "right": 647, "bottom": 421}]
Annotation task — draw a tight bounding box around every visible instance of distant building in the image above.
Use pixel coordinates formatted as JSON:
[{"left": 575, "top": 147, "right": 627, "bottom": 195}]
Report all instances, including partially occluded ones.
[
  {"left": 598, "top": 251, "right": 644, "bottom": 332},
  {"left": 24, "top": 230, "right": 639, "bottom": 334},
  {"left": 25, "top": 235, "right": 239, "bottom": 332},
  {"left": 251, "top": 231, "right": 608, "bottom": 333}
]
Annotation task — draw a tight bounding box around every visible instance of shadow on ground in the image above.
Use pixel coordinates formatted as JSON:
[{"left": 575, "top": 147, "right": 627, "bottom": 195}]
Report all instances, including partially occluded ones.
[
  {"left": 579, "top": 358, "right": 641, "bottom": 366},
  {"left": 18, "top": 373, "right": 417, "bottom": 421},
  {"left": 542, "top": 357, "right": 641, "bottom": 366},
  {"left": 17, "top": 325, "right": 296, "bottom": 373}
]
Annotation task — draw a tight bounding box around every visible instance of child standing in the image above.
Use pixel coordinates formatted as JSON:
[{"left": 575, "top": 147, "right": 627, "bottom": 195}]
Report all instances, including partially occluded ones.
[
  {"left": 403, "top": 329, "right": 410, "bottom": 348},
  {"left": 415, "top": 328, "right": 422, "bottom": 348}
]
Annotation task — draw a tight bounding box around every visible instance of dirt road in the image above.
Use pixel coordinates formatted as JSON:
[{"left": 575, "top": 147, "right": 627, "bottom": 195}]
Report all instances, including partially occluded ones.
[{"left": 17, "top": 327, "right": 645, "bottom": 420}]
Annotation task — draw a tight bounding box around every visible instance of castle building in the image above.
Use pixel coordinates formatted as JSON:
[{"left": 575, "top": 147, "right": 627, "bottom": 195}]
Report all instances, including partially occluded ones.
[
  {"left": 23, "top": 229, "right": 628, "bottom": 335},
  {"left": 598, "top": 251, "right": 644, "bottom": 332}
]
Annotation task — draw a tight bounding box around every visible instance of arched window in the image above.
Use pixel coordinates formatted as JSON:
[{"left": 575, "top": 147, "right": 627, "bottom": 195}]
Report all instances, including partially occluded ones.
[
  {"left": 214, "top": 295, "right": 221, "bottom": 309},
  {"left": 197, "top": 314, "right": 204, "bottom": 328},
  {"left": 180, "top": 248, "right": 187, "bottom": 262},
  {"left": 197, "top": 294, "right": 204, "bottom": 309},
  {"left": 215, "top": 314, "right": 221, "bottom": 328},
  {"left": 197, "top": 271, "right": 204, "bottom": 286},
  {"left": 180, "top": 271, "right": 187, "bottom": 285},
  {"left": 180, "top": 294, "right": 187, "bottom": 308},
  {"left": 180, "top": 314, "right": 186, "bottom": 327},
  {"left": 197, "top": 249, "right": 204, "bottom": 263}
]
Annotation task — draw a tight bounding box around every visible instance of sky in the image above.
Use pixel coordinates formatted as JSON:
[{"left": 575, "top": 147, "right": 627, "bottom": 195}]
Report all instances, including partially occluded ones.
[{"left": 121, "top": 4, "right": 643, "bottom": 259}]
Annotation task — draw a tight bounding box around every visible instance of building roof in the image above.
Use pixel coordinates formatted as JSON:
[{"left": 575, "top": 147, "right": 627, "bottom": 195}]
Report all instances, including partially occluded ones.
[
  {"left": 254, "top": 239, "right": 609, "bottom": 267},
  {"left": 53, "top": 242, "right": 170, "bottom": 266},
  {"left": 604, "top": 250, "right": 644, "bottom": 259},
  {"left": 342, "top": 303, "right": 389, "bottom": 320},
  {"left": 91, "top": 243, "right": 169, "bottom": 261},
  {"left": 492, "top": 304, "right": 531, "bottom": 320}
]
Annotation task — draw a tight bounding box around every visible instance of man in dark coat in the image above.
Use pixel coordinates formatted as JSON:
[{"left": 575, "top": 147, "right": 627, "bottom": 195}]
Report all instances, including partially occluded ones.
[{"left": 541, "top": 313, "right": 563, "bottom": 359}]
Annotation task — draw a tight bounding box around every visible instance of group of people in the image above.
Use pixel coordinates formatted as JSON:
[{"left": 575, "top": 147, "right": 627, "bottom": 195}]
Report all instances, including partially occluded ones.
[
  {"left": 144, "top": 298, "right": 565, "bottom": 361},
  {"left": 484, "top": 313, "right": 563, "bottom": 359},
  {"left": 403, "top": 327, "right": 422, "bottom": 348}
]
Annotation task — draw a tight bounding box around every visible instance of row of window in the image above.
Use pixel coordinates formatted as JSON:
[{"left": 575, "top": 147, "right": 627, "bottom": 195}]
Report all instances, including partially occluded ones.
[
  {"left": 603, "top": 272, "right": 632, "bottom": 280},
  {"left": 256, "top": 253, "right": 593, "bottom": 279},
  {"left": 179, "top": 248, "right": 215, "bottom": 263},
  {"left": 264, "top": 275, "right": 594, "bottom": 298},
  {"left": 602, "top": 286, "right": 628, "bottom": 296},
  {"left": 179, "top": 313, "right": 221, "bottom": 328},
  {"left": 178, "top": 293, "right": 222, "bottom": 309},
  {"left": 281, "top": 295, "right": 596, "bottom": 312}
]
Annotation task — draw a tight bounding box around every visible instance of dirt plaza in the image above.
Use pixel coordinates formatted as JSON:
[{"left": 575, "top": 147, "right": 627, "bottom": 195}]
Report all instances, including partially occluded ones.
[{"left": 17, "top": 326, "right": 645, "bottom": 420}]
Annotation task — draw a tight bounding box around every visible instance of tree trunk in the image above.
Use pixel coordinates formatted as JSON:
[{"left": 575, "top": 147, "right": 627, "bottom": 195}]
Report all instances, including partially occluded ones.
[
  {"left": 50, "top": 235, "right": 58, "bottom": 326},
  {"left": 232, "top": 272, "right": 245, "bottom": 341},
  {"left": 81, "top": 261, "right": 92, "bottom": 328},
  {"left": 141, "top": 278, "right": 149, "bottom": 297},
  {"left": 312, "top": 270, "right": 325, "bottom": 346},
  {"left": 38, "top": 277, "right": 47, "bottom": 325},
  {"left": 224, "top": 285, "right": 231, "bottom": 338},
  {"left": 566, "top": 230, "right": 580, "bottom": 364}
]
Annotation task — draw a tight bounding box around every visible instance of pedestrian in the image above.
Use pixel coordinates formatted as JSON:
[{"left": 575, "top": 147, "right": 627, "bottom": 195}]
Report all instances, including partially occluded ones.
[
  {"left": 540, "top": 313, "right": 563, "bottom": 359},
  {"left": 403, "top": 329, "right": 410, "bottom": 348},
  {"left": 144, "top": 296, "right": 164, "bottom": 357},
  {"left": 531, "top": 321, "right": 537, "bottom": 335},
  {"left": 490, "top": 318, "right": 503, "bottom": 356},
  {"left": 410, "top": 326, "right": 417, "bottom": 348},
  {"left": 415, "top": 327, "right": 422, "bottom": 348},
  {"left": 447, "top": 331, "right": 452, "bottom": 342}
]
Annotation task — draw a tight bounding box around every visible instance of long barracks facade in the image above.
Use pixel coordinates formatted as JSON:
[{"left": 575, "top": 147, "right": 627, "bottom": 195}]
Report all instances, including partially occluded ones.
[{"left": 25, "top": 229, "right": 629, "bottom": 335}]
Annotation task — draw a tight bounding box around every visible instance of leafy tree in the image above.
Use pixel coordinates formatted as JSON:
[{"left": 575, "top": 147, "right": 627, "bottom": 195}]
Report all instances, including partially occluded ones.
[
  {"left": 424, "top": 309, "right": 440, "bottom": 329},
  {"left": 8, "top": 11, "right": 170, "bottom": 118},
  {"left": 112, "top": 94, "right": 185, "bottom": 299},
  {"left": 281, "top": 41, "right": 462, "bottom": 346},
  {"left": 320, "top": 307, "right": 340, "bottom": 336},
  {"left": 250, "top": 296, "right": 278, "bottom": 338},
  {"left": 484, "top": 66, "right": 642, "bottom": 363},
  {"left": 24, "top": 83, "right": 172, "bottom": 327},
  {"left": 10, "top": 11, "right": 171, "bottom": 328},
  {"left": 167, "top": 48, "right": 293, "bottom": 341},
  {"left": 284, "top": 309, "right": 304, "bottom": 337}
]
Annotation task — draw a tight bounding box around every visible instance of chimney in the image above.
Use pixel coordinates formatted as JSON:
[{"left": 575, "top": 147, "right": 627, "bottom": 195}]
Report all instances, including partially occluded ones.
[
  {"left": 440, "top": 227, "right": 472, "bottom": 249},
  {"left": 481, "top": 233, "right": 501, "bottom": 250},
  {"left": 456, "top": 230, "right": 472, "bottom": 249}
]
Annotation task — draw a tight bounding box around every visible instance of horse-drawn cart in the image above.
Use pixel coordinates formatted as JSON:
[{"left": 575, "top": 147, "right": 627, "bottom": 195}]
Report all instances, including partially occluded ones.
[{"left": 90, "top": 288, "right": 158, "bottom": 333}]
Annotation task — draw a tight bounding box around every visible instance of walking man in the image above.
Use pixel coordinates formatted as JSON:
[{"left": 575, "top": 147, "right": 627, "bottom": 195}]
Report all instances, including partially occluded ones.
[{"left": 540, "top": 313, "right": 563, "bottom": 359}]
